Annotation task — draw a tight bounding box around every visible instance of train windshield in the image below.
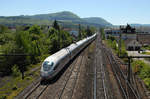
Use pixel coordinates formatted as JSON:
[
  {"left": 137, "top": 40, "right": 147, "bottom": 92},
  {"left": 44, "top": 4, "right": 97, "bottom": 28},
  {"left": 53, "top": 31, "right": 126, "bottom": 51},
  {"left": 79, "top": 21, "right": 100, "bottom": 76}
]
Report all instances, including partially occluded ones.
[{"left": 43, "top": 61, "right": 54, "bottom": 71}]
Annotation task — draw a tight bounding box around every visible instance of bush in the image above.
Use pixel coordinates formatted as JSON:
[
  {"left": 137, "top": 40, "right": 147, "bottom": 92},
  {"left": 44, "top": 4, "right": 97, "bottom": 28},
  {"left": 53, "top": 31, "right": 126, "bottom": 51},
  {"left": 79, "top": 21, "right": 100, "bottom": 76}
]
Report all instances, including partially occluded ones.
[
  {"left": 12, "top": 65, "right": 21, "bottom": 77},
  {"left": 132, "top": 60, "right": 145, "bottom": 73},
  {"left": 0, "top": 95, "right": 7, "bottom": 99},
  {"left": 132, "top": 60, "right": 150, "bottom": 89},
  {"left": 140, "top": 66, "right": 150, "bottom": 79},
  {"left": 144, "top": 78, "right": 150, "bottom": 89},
  {"left": 121, "top": 49, "right": 128, "bottom": 56},
  {"left": 112, "top": 40, "right": 117, "bottom": 50},
  {"left": 25, "top": 77, "right": 31, "bottom": 80},
  {"left": 12, "top": 85, "right": 17, "bottom": 90}
]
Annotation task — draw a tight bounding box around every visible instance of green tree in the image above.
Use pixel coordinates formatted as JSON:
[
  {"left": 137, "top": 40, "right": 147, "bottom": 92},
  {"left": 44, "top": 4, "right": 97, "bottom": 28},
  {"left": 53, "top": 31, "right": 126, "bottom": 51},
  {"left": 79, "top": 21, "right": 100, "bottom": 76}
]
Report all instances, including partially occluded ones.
[
  {"left": 86, "top": 26, "right": 92, "bottom": 37},
  {"left": 78, "top": 24, "right": 82, "bottom": 40},
  {"left": 48, "top": 27, "right": 57, "bottom": 37},
  {"left": 0, "top": 25, "right": 9, "bottom": 34},
  {"left": 29, "top": 25, "right": 42, "bottom": 41},
  {"left": 49, "top": 33, "right": 60, "bottom": 54},
  {"left": 53, "top": 20, "right": 60, "bottom": 30},
  {"left": 60, "top": 30, "right": 72, "bottom": 48},
  {"left": 100, "top": 28, "right": 105, "bottom": 40},
  {"left": 90, "top": 26, "right": 96, "bottom": 34}
]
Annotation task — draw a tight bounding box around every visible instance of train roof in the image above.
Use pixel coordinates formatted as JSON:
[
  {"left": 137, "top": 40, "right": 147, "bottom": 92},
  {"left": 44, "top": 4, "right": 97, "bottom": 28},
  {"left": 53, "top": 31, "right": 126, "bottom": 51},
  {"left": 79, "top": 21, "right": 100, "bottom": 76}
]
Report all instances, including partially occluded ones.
[
  {"left": 44, "top": 48, "right": 69, "bottom": 63},
  {"left": 43, "top": 33, "right": 96, "bottom": 63}
]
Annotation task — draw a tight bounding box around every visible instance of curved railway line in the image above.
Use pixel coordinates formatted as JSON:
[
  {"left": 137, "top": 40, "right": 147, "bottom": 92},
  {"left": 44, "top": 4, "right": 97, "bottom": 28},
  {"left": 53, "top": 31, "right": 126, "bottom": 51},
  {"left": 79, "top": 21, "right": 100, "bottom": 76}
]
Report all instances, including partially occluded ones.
[
  {"left": 23, "top": 52, "right": 85, "bottom": 99},
  {"left": 15, "top": 40, "right": 90, "bottom": 99}
]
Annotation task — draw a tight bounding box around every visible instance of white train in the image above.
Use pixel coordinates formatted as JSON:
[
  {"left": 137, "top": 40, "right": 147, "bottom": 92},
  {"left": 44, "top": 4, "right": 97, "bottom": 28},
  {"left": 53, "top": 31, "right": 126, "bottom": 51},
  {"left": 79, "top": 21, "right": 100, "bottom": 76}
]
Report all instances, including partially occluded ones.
[{"left": 40, "top": 33, "right": 97, "bottom": 80}]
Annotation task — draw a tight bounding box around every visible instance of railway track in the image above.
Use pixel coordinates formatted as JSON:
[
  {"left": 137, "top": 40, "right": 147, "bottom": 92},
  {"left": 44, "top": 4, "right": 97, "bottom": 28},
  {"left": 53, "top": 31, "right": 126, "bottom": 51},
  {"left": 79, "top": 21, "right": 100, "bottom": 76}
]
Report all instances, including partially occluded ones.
[
  {"left": 39, "top": 43, "right": 93, "bottom": 99},
  {"left": 24, "top": 82, "right": 49, "bottom": 99},
  {"left": 93, "top": 46, "right": 97, "bottom": 99},
  {"left": 94, "top": 35, "right": 112, "bottom": 99},
  {"left": 15, "top": 42, "right": 90, "bottom": 99},
  {"left": 57, "top": 49, "right": 86, "bottom": 99},
  {"left": 103, "top": 45, "right": 141, "bottom": 99},
  {"left": 22, "top": 53, "right": 83, "bottom": 99}
]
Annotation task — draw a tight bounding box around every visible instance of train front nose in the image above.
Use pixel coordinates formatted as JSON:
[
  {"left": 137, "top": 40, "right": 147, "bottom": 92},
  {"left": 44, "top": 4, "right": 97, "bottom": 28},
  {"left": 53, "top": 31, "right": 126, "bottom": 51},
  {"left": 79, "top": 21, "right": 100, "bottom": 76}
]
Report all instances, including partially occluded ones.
[
  {"left": 41, "top": 71, "right": 48, "bottom": 77},
  {"left": 40, "top": 71, "right": 50, "bottom": 80},
  {"left": 41, "top": 61, "right": 54, "bottom": 80}
]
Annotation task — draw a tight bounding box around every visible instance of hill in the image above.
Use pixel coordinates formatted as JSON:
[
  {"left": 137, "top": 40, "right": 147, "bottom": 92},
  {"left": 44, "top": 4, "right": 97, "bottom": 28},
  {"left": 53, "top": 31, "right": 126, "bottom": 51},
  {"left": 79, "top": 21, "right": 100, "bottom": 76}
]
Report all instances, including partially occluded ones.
[
  {"left": 130, "top": 24, "right": 150, "bottom": 27},
  {"left": 82, "top": 17, "right": 112, "bottom": 26},
  {"left": 26, "top": 11, "right": 82, "bottom": 22},
  {"left": 0, "top": 11, "right": 112, "bottom": 27}
]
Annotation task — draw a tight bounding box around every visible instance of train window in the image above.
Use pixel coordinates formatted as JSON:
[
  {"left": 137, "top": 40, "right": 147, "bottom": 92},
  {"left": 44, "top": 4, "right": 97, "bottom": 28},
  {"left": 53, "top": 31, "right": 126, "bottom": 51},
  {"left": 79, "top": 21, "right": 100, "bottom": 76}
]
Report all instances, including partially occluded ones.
[{"left": 43, "top": 61, "right": 54, "bottom": 71}]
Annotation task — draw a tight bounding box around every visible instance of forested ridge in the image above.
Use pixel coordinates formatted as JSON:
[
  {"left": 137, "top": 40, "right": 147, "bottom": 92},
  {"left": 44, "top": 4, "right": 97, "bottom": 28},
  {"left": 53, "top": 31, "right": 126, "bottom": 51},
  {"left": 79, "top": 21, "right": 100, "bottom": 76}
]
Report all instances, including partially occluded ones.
[
  {"left": 0, "top": 20, "right": 95, "bottom": 77},
  {"left": 0, "top": 11, "right": 112, "bottom": 27}
]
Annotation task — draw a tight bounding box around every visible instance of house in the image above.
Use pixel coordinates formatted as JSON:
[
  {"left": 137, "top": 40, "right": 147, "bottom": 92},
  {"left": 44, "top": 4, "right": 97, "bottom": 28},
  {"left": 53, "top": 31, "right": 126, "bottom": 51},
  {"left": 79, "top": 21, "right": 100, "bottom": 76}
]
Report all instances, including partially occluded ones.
[
  {"left": 126, "top": 40, "right": 142, "bottom": 51},
  {"left": 105, "top": 24, "right": 142, "bottom": 50}
]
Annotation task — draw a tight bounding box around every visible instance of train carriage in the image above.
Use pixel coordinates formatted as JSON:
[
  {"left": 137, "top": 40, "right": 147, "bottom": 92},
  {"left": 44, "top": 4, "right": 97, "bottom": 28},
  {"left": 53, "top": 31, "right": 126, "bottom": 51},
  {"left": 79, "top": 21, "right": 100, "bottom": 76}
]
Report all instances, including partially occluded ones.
[{"left": 40, "top": 33, "right": 97, "bottom": 80}]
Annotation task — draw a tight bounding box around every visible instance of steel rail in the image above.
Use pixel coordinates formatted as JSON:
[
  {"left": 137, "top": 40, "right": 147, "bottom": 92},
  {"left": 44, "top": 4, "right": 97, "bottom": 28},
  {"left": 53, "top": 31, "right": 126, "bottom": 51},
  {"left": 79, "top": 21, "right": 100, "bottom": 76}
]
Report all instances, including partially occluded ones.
[
  {"left": 101, "top": 45, "right": 109, "bottom": 99},
  {"left": 70, "top": 49, "right": 88, "bottom": 99},
  {"left": 24, "top": 82, "right": 49, "bottom": 99},
  {"left": 103, "top": 47, "right": 128, "bottom": 99},
  {"left": 111, "top": 51, "right": 141, "bottom": 99},
  {"left": 94, "top": 39, "right": 98, "bottom": 99},
  {"left": 58, "top": 51, "right": 85, "bottom": 99},
  {"left": 106, "top": 47, "right": 141, "bottom": 99}
]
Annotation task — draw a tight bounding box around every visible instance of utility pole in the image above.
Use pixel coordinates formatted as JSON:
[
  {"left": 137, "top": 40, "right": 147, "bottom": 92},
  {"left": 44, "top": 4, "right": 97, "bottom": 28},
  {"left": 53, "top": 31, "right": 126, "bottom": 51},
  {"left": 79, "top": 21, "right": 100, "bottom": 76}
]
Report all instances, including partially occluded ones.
[
  {"left": 127, "top": 57, "right": 131, "bottom": 82},
  {"left": 118, "top": 30, "right": 122, "bottom": 57},
  {"left": 78, "top": 24, "right": 81, "bottom": 40},
  {"left": 120, "top": 56, "right": 150, "bottom": 83}
]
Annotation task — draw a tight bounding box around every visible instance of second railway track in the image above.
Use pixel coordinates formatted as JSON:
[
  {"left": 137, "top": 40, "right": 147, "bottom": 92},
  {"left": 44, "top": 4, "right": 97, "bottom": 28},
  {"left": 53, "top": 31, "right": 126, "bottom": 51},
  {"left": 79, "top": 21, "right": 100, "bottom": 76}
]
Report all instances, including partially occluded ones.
[
  {"left": 103, "top": 44, "right": 141, "bottom": 99},
  {"left": 94, "top": 35, "right": 113, "bottom": 99},
  {"left": 57, "top": 49, "right": 86, "bottom": 99}
]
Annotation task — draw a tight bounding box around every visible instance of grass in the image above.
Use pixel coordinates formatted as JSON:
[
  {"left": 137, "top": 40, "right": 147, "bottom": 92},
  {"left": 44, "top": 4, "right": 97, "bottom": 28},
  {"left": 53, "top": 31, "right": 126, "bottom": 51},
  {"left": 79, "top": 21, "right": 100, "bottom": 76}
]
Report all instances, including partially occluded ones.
[
  {"left": 0, "top": 45, "right": 2, "bottom": 54},
  {"left": 104, "top": 39, "right": 129, "bottom": 63},
  {"left": 89, "top": 41, "right": 95, "bottom": 53},
  {"left": 142, "top": 46, "right": 150, "bottom": 50},
  {"left": 132, "top": 60, "right": 150, "bottom": 90},
  {"left": 0, "top": 63, "right": 41, "bottom": 99},
  {"left": 142, "top": 52, "right": 150, "bottom": 55}
]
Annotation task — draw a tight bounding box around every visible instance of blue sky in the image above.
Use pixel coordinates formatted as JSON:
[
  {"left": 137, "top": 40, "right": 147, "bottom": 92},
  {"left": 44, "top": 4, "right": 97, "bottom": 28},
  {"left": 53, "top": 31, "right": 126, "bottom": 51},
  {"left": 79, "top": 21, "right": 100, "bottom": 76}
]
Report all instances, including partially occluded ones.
[{"left": 0, "top": 0, "right": 150, "bottom": 25}]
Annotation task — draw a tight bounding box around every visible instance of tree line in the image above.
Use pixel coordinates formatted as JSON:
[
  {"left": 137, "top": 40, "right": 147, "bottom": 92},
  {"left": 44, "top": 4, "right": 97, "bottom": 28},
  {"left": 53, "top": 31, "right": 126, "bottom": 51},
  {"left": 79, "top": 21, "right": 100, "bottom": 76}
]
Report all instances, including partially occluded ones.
[{"left": 0, "top": 20, "right": 96, "bottom": 77}]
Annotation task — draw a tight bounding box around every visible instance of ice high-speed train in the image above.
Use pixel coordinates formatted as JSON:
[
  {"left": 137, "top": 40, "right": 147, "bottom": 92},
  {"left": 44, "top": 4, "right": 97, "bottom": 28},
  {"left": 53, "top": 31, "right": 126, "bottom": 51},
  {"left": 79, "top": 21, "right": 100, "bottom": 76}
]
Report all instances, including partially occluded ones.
[{"left": 40, "top": 33, "right": 97, "bottom": 80}]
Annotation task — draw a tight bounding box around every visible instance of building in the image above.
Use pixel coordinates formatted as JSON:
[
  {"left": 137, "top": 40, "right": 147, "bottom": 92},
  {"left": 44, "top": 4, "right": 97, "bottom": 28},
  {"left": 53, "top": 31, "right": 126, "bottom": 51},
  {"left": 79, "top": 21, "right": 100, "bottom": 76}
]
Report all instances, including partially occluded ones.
[
  {"left": 104, "top": 29, "right": 120, "bottom": 39},
  {"left": 105, "top": 24, "right": 142, "bottom": 51},
  {"left": 137, "top": 33, "right": 150, "bottom": 46},
  {"left": 70, "top": 30, "right": 78, "bottom": 37},
  {"left": 126, "top": 40, "right": 142, "bottom": 51},
  {"left": 120, "top": 24, "right": 136, "bottom": 33}
]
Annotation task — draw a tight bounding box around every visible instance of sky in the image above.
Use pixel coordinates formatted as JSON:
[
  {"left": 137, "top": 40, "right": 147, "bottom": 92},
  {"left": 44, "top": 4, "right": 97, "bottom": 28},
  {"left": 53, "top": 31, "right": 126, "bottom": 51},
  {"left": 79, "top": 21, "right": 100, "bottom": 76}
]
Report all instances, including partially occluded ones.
[{"left": 0, "top": 0, "right": 150, "bottom": 25}]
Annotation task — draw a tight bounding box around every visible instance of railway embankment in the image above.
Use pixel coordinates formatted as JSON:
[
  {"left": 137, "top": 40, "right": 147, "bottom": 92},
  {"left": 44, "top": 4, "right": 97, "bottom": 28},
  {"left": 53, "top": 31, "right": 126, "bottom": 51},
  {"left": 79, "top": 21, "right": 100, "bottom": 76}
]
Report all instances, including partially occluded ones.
[{"left": 0, "top": 63, "right": 41, "bottom": 99}]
